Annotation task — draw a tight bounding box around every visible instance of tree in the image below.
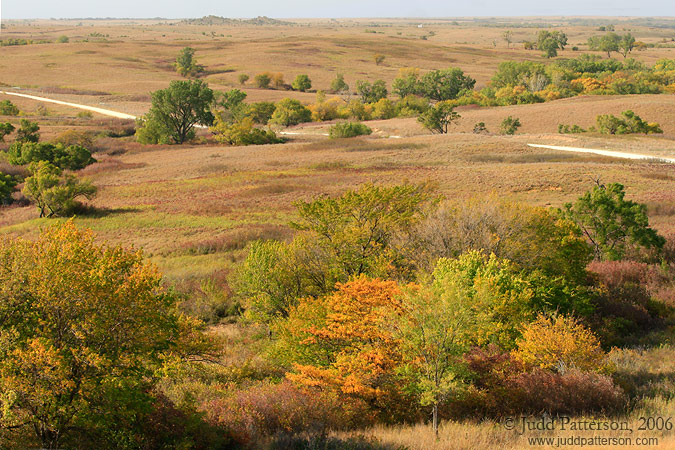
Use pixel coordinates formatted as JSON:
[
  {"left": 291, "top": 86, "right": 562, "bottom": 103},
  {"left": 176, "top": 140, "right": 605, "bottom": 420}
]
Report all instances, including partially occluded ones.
[
  {"left": 246, "top": 101, "right": 276, "bottom": 125},
  {"left": 374, "top": 54, "right": 385, "bottom": 65},
  {"left": 254, "top": 73, "right": 272, "bottom": 88},
  {"left": 22, "top": 161, "right": 97, "bottom": 217},
  {"left": 500, "top": 116, "right": 521, "bottom": 135},
  {"left": 596, "top": 110, "right": 662, "bottom": 135},
  {"left": 328, "top": 121, "right": 372, "bottom": 139},
  {"left": 563, "top": 182, "right": 665, "bottom": 260},
  {"left": 0, "top": 172, "right": 17, "bottom": 204},
  {"left": 417, "top": 101, "right": 460, "bottom": 134},
  {"left": 330, "top": 73, "right": 349, "bottom": 95},
  {"left": 8, "top": 142, "right": 96, "bottom": 170},
  {"left": 355, "top": 80, "right": 388, "bottom": 103},
  {"left": 418, "top": 68, "right": 476, "bottom": 101},
  {"left": 588, "top": 33, "right": 621, "bottom": 58},
  {"left": 0, "top": 100, "right": 19, "bottom": 116},
  {"left": 502, "top": 30, "right": 513, "bottom": 48},
  {"left": 0, "top": 122, "right": 14, "bottom": 141},
  {"left": 292, "top": 74, "right": 312, "bottom": 92},
  {"left": 537, "top": 30, "right": 567, "bottom": 58},
  {"left": 618, "top": 33, "right": 636, "bottom": 58},
  {"left": 175, "top": 47, "right": 204, "bottom": 77},
  {"left": 0, "top": 222, "right": 197, "bottom": 448},
  {"left": 16, "top": 119, "right": 40, "bottom": 143},
  {"left": 137, "top": 80, "right": 214, "bottom": 144},
  {"left": 238, "top": 73, "right": 250, "bottom": 85},
  {"left": 215, "top": 88, "right": 248, "bottom": 122},
  {"left": 392, "top": 68, "right": 421, "bottom": 98},
  {"left": 269, "top": 98, "right": 311, "bottom": 126},
  {"left": 271, "top": 72, "right": 285, "bottom": 89},
  {"left": 210, "top": 116, "right": 282, "bottom": 146}
]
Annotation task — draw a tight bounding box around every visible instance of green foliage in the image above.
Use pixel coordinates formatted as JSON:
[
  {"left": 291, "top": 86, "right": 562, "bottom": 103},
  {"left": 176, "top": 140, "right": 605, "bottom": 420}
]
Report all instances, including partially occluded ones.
[
  {"left": 588, "top": 33, "right": 621, "bottom": 58},
  {"left": 473, "top": 122, "right": 488, "bottom": 134},
  {"left": 418, "top": 68, "right": 476, "bottom": 101},
  {"left": 417, "top": 101, "right": 460, "bottom": 134},
  {"left": 292, "top": 74, "right": 312, "bottom": 92},
  {"left": 596, "top": 110, "right": 662, "bottom": 135},
  {"left": 537, "top": 30, "right": 567, "bottom": 58},
  {"left": 211, "top": 116, "right": 282, "bottom": 146},
  {"left": 245, "top": 101, "right": 277, "bottom": 125},
  {"left": 0, "top": 100, "right": 19, "bottom": 116},
  {"left": 175, "top": 46, "right": 204, "bottom": 77},
  {"left": 619, "top": 33, "right": 636, "bottom": 58},
  {"left": 269, "top": 98, "right": 312, "bottom": 126},
  {"left": 137, "top": 80, "right": 214, "bottom": 144},
  {"left": 392, "top": 68, "right": 420, "bottom": 98},
  {"left": 238, "top": 73, "right": 250, "bottom": 85},
  {"left": 56, "top": 35, "right": 69, "bottom": 43},
  {"left": 0, "top": 122, "right": 14, "bottom": 141},
  {"left": 8, "top": 142, "right": 96, "bottom": 170},
  {"left": 215, "top": 88, "right": 248, "bottom": 122},
  {"left": 558, "top": 123, "right": 586, "bottom": 134},
  {"left": 344, "top": 99, "right": 370, "bottom": 120},
  {"left": 134, "top": 116, "right": 171, "bottom": 145},
  {"left": 0, "top": 222, "right": 195, "bottom": 448},
  {"left": 491, "top": 61, "right": 548, "bottom": 89},
  {"left": 328, "top": 121, "right": 372, "bottom": 139},
  {"left": 16, "top": 119, "right": 40, "bottom": 143},
  {"left": 563, "top": 182, "right": 665, "bottom": 261},
  {"left": 22, "top": 162, "right": 97, "bottom": 217},
  {"left": 356, "top": 80, "right": 388, "bottom": 103},
  {"left": 500, "top": 116, "right": 521, "bottom": 134},
  {"left": 254, "top": 73, "right": 272, "bottom": 88},
  {"left": 0, "top": 172, "right": 17, "bottom": 204},
  {"left": 330, "top": 73, "right": 349, "bottom": 94},
  {"left": 371, "top": 98, "right": 396, "bottom": 119},
  {"left": 374, "top": 54, "right": 385, "bottom": 65},
  {"left": 394, "top": 94, "right": 430, "bottom": 117}
]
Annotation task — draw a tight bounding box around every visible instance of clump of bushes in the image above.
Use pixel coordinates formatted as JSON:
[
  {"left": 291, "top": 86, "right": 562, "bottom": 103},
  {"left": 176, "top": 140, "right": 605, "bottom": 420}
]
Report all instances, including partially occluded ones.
[
  {"left": 596, "top": 110, "right": 663, "bottom": 135},
  {"left": 0, "top": 100, "right": 20, "bottom": 116},
  {"left": 8, "top": 141, "right": 96, "bottom": 170},
  {"left": 500, "top": 116, "right": 521, "bottom": 135},
  {"left": 328, "top": 121, "right": 372, "bottom": 139}
]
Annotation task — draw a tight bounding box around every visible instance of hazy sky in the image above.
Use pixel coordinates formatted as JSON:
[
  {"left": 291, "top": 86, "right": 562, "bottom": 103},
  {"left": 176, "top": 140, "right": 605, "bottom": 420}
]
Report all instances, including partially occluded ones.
[{"left": 1, "top": 0, "right": 674, "bottom": 19}]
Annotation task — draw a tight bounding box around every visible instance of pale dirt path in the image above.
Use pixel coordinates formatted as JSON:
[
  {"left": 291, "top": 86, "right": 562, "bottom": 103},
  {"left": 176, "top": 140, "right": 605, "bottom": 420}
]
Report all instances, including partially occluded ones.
[
  {"left": 527, "top": 144, "right": 675, "bottom": 164},
  {"left": 1, "top": 90, "right": 671, "bottom": 162}
]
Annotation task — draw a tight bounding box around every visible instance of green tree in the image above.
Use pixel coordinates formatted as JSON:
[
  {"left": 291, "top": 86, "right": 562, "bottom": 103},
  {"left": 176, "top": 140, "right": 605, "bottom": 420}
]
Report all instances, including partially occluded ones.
[
  {"left": 245, "top": 101, "right": 276, "bottom": 125},
  {"left": 537, "top": 30, "right": 567, "bottom": 58},
  {"left": 563, "top": 182, "right": 665, "bottom": 260},
  {"left": 418, "top": 68, "right": 476, "bottom": 101},
  {"left": 0, "top": 100, "right": 19, "bottom": 116},
  {"left": 175, "top": 46, "right": 204, "bottom": 77},
  {"left": 503, "top": 30, "right": 513, "bottom": 48},
  {"left": 328, "top": 121, "right": 372, "bottom": 139},
  {"left": 0, "top": 222, "right": 198, "bottom": 448},
  {"left": 269, "top": 98, "right": 312, "bottom": 126},
  {"left": 292, "top": 74, "right": 312, "bottom": 92},
  {"left": 0, "top": 122, "right": 14, "bottom": 141},
  {"left": 355, "top": 80, "right": 388, "bottom": 103},
  {"left": 238, "top": 73, "right": 250, "bottom": 85},
  {"left": 0, "top": 172, "right": 17, "bottom": 204},
  {"left": 210, "top": 116, "right": 282, "bottom": 146},
  {"left": 417, "top": 101, "right": 460, "bottom": 134},
  {"left": 215, "top": 88, "right": 248, "bottom": 122},
  {"left": 16, "top": 119, "right": 40, "bottom": 143},
  {"left": 588, "top": 33, "right": 621, "bottom": 58},
  {"left": 22, "top": 161, "right": 97, "bottom": 217},
  {"left": 330, "top": 73, "right": 349, "bottom": 95},
  {"left": 392, "top": 68, "right": 421, "bottom": 98},
  {"left": 618, "top": 33, "right": 636, "bottom": 58},
  {"left": 8, "top": 142, "right": 96, "bottom": 170},
  {"left": 500, "top": 116, "right": 521, "bottom": 135},
  {"left": 254, "top": 73, "right": 272, "bottom": 88},
  {"left": 137, "top": 80, "right": 214, "bottom": 144}
]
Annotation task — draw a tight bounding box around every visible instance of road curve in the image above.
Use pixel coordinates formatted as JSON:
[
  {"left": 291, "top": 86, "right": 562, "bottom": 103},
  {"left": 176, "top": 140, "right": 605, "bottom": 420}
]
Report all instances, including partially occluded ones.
[
  {"left": 1, "top": 90, "right": 671, "bottom": 162},
  {"left": 527, "top": 144, "right": 675, "bottom": 164}
]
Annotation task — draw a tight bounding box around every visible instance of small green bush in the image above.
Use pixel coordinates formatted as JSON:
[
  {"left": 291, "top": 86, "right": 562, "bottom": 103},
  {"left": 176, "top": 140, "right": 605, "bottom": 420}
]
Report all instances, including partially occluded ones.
[
  {"left": 328, "top": 122, "right": 372, "bottom": 139},
  {"left": 500, "top": 116, "right": 521, "bottom": 135},
  {"left": 0, "top": 100, "right": 20, "bottom": 116}
]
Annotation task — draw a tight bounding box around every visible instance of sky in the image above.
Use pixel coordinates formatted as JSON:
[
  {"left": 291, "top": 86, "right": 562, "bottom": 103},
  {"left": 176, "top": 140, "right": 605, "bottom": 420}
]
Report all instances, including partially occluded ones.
[{"left": 1, "top": 0, "right": 674, "bottom": 19}]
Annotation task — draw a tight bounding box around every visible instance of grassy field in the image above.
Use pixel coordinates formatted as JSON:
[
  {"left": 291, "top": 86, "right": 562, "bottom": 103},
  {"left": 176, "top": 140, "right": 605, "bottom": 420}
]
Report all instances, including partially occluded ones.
[{"left": 1, "top": 17, "right": 675, "bottom": 449}]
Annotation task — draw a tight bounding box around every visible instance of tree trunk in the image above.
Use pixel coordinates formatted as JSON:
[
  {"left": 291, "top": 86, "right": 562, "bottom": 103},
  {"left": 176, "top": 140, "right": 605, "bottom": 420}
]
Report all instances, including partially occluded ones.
[{"left": 433, "top": 403, "right": 439, "bottom": 437}]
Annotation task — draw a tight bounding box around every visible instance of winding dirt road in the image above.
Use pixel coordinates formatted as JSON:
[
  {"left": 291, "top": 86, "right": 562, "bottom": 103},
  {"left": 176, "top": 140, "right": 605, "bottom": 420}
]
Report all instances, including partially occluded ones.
[{"left": 2, "top": 90, "right": 672, "bottom": 163}]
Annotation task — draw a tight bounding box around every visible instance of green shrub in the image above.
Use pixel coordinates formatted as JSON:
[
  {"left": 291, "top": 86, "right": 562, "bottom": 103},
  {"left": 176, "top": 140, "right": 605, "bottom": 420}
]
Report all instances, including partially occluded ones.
[
  {"left": 8, "top": 142, "right": 96, "bottom": 170},
  {"left": 269, "top": 98, "right": 311, "bottom": 126},
  {"left": 596, "top": 110, "right": 663, "bottom": 135},
  {"left": 328, "top": 121, "right": 372, "bottom": 139},
  {"left": 500, "top": 116, "right": 521, "bottom": 135},
  {"left": 254, "top": 73, "right": 272, "bottom": 88},
  {"left": 211, "top": 117, "right": 283, "bottom": 146},
  {"left": 291, "top": 74, "right": 312, "bottom": 92},
  {"left": 0, "top": 100, "right": 19, "bottom": 116},
  {"left": 0, "top": 172, "right": 17, "bottom": 204},
  {"left": 56, "top": 35, "right": 69, "bottom": 43},
  {"left": 238, "top": 73, "right": 249, "bottom": 85}
]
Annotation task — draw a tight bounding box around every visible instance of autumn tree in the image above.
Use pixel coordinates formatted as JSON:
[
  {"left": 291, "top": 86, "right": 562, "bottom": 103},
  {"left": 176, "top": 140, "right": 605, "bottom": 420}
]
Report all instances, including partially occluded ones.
[
  {"left": 136, "top": 80, "right": 214, "bottom": 144},
  {"left": 330, "top": 73, "right": 350, "bottom": 96},
  {"left": 417, "top": 101, "right": 460, "bottom": 134},
  {"left": 8, "top": 142, "right": 95, "bottom": 170},
  {"left": 392, "top": 68, "right": 421, "bottom": 98},
  {"left": 563, "top": 182, "right": 665, "bottom": 260},
  {"left": 355, "top": 80, "right": 388, "bottom": 103},
  {"left": 292, "top": 74, "right": 312, "bottom": 92},
  {"left": 175, "top": 47, "right": 204, "bottom": 77},
  {"left": 269, "top": 98, "right": 312, "bottom": 126},
  {"left": 0, "top": 222, "right": 199, "bottom": 448}
]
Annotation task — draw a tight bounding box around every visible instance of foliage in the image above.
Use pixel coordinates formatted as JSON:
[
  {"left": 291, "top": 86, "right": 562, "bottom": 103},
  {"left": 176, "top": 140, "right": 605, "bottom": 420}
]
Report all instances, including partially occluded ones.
[
  {"left": 515, "top": 314, "right": 605, "bottom": 372},
  {"left": 254, "top": 72, "right": 272, "bottom": 88},
  {"left": 134, "top": 116, "right": 171, "bottom": 145},
  {"left": 211, "top": 115, "right": 282, "bottom": 146},
  {"left": 596, "top": 110, "right": 662, "bottom": 135},
  {"left": 563, "top": 183, "right": 665, "bottom": 260},
  {"left": 56, "top": 35, "right": 69, "bottom": 43},
  {"left": 472, "top": 122, "right": 488, "bottom": 134},
  {"left": 22, "top": 162, "right": 97, "bottom": 217},
  {"left": 8, "top": 141, "right": 96, "bottom": 170},
  {"left": 329, "top": 121, "right": 372, "bottom": 139},
  {"left": 0, "top": 222, "right": 195, "bottom": 448},
  {"left": 499, "top": 116, "right": 521, "bottom": 135},
  {"left": 292, "top": 74, "right": 312, "bottom": 92},
  {"left": 537, "top": 30, "right": 567, "bottom": 58},
  {"left": 137, "top": 80, "right": 214, "bottom": 144},
  {"left": 269, "top": 98, "right": 312, "bottom": 126},
  {"left": 392, "top": 68, "right": 420, "bottom": 98},
  {"left": 0, "top": 100, "right": 19, "bottom": 116},
  {"left": 371, "top": 98, "right": 396, "bottom": 120},
  {"left": 618, "top": 33, "right": 636, "bottom": 58},
  {"left": 558, "top": 123, "right": 586, "bottom": 134},
  {"left": 490, "top": 61, "right": 548, "bottom": 89},
  {"left": 373, "top": 54, "right": 385, "bottom": 65},
  {"left": 588, "top": 33, "right": 621, "bottom": 58},
  {"left": 175, "top": 46, "right": 204, "bottom": 77},
  {"left": 0, "top": 122, "right": 14, "bottom": 142},
  {"left": 16, "top": 119, "right": 40, "bottom": 143},
  {"left": 0, "top": 172, "right": 17, "bottom": 204},
  {"left": 246, "top": 101, "right": 277, "bottom": 125},
  {"left": 238, "top": 73, "right": 250, "bottom": 85},
  {"left": 214, "top": 88, "right": 248, "bottom": 123},
  {"left": 356, "top": 80, "right": 388, "bottom": 103},
  {"left": 330, "top": 73, "right": 350, "bottom": 95},
  {"left": 417, "top": 101, "right": 460, "bottom": 134},
  {"left": 418, "top": 68, "right": 476, "bottom": 101}
]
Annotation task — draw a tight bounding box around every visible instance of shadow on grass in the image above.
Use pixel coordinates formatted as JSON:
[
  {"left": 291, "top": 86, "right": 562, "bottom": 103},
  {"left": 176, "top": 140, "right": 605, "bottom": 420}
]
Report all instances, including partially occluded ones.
[
  {"left": 72, "top": 205, "right": 142, "bottom": 218},
  {"left": 267, "top": 433, "right": 407, "bottom": 450}
]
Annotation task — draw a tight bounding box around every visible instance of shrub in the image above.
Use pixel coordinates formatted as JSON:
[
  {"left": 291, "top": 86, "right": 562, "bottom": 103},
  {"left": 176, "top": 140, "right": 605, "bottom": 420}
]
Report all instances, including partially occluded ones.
[
  {"left": 596, "top": 110, "right": 663, "bottom": 135},
  {"left": 254, "top": 72, "right": 272, "bottom": 88},
  {"left": 292, "top": 74, "right": 312, "bottom": 92},
  {"left": 473, "top": 122, "right": 488, "bottom": 134},
  {"left": 52, "top": 129, "right": 94, "bottom": 148},
  {"left": 8, "top": 142, "right": 96, "bottom": 170},
  {"left": 56, "top": 35, "right": 69, "bottom": 43},
  {"left": 500, "top": 116, "right": 521, "bottom": 135},
  {"left": 0, "top": 122, "right": 14, "bottom": 141},
  {"left": 211, "top": 116, "right": 282, "bottom": 146},
  {"left": 356, "top": 80, "right": 388, "bottom": 103},
  {"left": 330, "top": 74, "right": 349, "bottom": 95},
  {"left": 0, "top": 100, "right": 19, "bottom": 116},
  {"left": 342, "top": 99, "right": 371, "bottom": 121},
  {"left": 329, "top": 121, "right": 372, "bottom": 139},
  {"left": 0, "top": 172, "right": 17, "bottom": 204},
  {"left": 371, "top": 98, "right": 396, "bottom": 120},
  {"left": 270, "top": 98, "right": 312, "bottom": 126},
  {"left": 238, "top": 73, "right": 249, "bottom": 85},
  {"left": 515, "top": 314, "right": 605, "bottom": 372},
  {"left": 271, "top": 72, "right": 285, "bottom": 89},
  {"left": 16, "top": 119, "right": 40, "bottom": 143},
  {"left": 417, "top": 101, "right": 460, "bottom": 134},
  {"left": 76, "top": 110, "right": 93, "bottom": 119},
  {"left": 558, "top": 123, "right": 585, "bottom": 134},
  {"left": 374, "top": 54, "right": 385, "bottom": 65},
  {"left": 246, "top": 101, "right": 277, "bottom": 125}
]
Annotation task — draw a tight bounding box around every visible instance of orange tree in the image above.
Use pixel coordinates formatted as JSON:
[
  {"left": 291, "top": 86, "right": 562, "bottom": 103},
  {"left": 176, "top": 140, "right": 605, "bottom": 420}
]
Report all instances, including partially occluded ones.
[
  {"left": 276, "top": 277, "right": 416, "bottom": 423},
  {"left": 0, "top": 222, "right": 203, "bottom": 449}
]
